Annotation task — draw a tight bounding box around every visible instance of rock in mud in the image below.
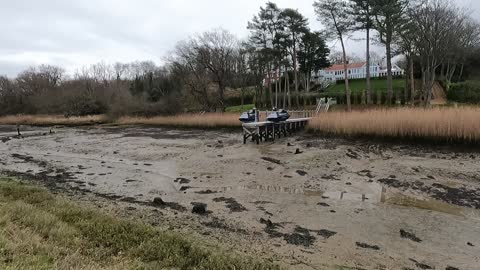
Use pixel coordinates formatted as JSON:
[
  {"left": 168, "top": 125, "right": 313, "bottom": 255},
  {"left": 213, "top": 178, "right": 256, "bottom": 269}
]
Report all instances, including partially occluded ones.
[
  {"left": 346, "top": 149, "right": 360, "bottom": 159},
  {"left": 409, "top": 259, "right": 433, "bottom": 269},
  {"left": 355, "top": 242, "right": 380, "bottom": 250},
  {"left": 296, "top": 170, "right": 307, "bottom": 176},
  {"left": 445, "top": 266, "right": 459, "bottom": 270},
  {"left": 400, "top": 229, "right": 422, "bottom": 242},
  {"left": 174, "top": 177, "right": 191, "bottom": 184},
  {"left": 191, "top": 203, "right": 208, "bottom": 215},
  {"left": 153, "top": 197, "right": 165, "bottom": 206},
  {"left": 295, "top": 148, "right": 303, "bottom": 154},
  {"left": 261, "top": 157, "right": 282, "bottom": 165},
  {"left": 125, "top": 179, "right": 140, "bottom": 183},
  {"left": 179, "top": 186, "right": 191, "bottom": 191},
  {"left": 317, "top": 229, "right": 337, "bottom": 239},
  {"left": 317, "top": 202, "right": 330, "bottom": 207},
  {"left": 467, "top": 242, "right": 474, "bottom": 247},
  {"left": 195, "top": 190, "right": 218, "bottom": 194},
  {"left": 260, "top": 218, "right": 277, "bottom": 229}
]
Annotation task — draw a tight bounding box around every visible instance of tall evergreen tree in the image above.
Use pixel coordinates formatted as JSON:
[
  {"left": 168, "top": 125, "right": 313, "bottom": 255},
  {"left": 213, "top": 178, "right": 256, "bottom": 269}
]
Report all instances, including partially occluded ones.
[
  {"left": 349, "top": 0, "right": 374, "bottom": 104},
  {"left": 372, "top": 0, "right": 408, "bottom": 105},
  {"left": 280, "top": 8, "right": 309, "bottom": 108},
  {"left": 314, "top": 0, "right": 355, "bottom": 112},
  {"left": 247, "top": 2, "right": 283, "bottom": 109},
  {"left": 298, "top": 31, "right": 331, "bottom": 107}
]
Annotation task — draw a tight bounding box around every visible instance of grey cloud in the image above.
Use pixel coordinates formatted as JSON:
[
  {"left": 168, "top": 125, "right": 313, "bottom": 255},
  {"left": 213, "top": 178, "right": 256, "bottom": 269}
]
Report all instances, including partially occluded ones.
[{"left": 0, "top": 0, "right": 478, "bottom": 77}]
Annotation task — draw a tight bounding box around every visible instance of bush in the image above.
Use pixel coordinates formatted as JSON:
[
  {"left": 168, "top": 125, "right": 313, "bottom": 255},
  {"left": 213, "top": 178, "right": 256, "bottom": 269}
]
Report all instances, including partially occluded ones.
[{"left": 448, "top": 81, "right": 480, "bottom": 104}]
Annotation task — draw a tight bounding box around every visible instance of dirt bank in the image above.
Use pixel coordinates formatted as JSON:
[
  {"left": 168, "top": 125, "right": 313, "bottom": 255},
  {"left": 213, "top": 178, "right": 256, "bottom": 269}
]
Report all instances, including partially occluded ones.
[{"left": 1, "top": 124, "right": 479, "bottom": 269}]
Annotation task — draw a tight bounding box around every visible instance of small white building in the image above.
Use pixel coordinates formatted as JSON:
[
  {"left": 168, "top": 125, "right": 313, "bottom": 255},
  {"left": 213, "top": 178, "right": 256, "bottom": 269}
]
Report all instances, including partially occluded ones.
[{"left": 315, "top": 62, "right": 404, "bottom": 83}]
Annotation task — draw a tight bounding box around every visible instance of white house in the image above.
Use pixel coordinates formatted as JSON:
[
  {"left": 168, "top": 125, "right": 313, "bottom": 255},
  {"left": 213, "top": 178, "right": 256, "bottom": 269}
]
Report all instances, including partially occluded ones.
[{"left": 315, "top": 62, "right": 404, "bottom": 83}]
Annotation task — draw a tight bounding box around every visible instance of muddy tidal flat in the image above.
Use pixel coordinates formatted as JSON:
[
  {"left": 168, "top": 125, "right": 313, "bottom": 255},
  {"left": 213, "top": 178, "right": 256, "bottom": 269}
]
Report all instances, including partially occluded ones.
[{"left": 1, "top": 125, "right": 479, "bottom": 269}]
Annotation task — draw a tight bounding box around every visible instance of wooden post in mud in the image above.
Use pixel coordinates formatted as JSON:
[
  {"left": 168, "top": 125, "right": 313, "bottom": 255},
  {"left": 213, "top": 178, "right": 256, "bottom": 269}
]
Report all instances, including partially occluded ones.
[{"left": 16, "top": 124, "right": 21, "bottom": 136}]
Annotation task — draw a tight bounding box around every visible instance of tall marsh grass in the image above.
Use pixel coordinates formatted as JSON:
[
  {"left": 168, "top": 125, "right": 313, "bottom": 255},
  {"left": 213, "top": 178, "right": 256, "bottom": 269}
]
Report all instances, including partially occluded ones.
[
  {"left": 308, "top": 107, "right": 480, "bottom": 143},
  {"left": 0, "top": 115, "right": 107, "bottom": 126},
  {"left": 117, "top": 113, "right": 241, "bottom": 128}
]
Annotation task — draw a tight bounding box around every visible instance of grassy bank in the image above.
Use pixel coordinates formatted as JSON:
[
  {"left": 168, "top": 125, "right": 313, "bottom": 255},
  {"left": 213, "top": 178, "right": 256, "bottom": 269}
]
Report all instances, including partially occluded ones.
[
  {"left": 0, "top": 177, "right": 278, "bottom": 270},
  {"left": 325, "top": 78, "right": 405, "bottom": 95},
  {"left": 0, "top": 115, "right": 107, "bottom": 126},
  {"left": 309, "top": 107, "right": 480, "bottom": 143}
]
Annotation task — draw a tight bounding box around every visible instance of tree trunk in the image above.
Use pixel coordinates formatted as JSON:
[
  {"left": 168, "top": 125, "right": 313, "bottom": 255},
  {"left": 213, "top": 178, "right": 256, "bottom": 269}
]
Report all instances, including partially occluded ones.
[
  {"left": 366, "top": 27, "right": 372, "bottom": 104},
  {"left": 386, "top": 40, "right": 393, "bottom": 105},
  {"left": 267, "top": 68, "right": 274, "bottom": 109},
  {"left": 340, "top": 38, "right": 351, "bottom": 112},
  {"left": 287, "top": 70, "right": 291, "bottom": 109},
  {"left": 275, "top": 69, "right": 279, "bottom": 108},
  {"left": 404, "top": 56, "right": 409, "bottom": 105},
  {"left": 293, "top": 43, "right": 300, "bottom": 109},
  {"left": 283, "top": 67, "right": 288, "bottom": 108},
  {"left": 410, "top": 57, "right": 415, "bottom": 105},
  {"left": 458, "top": 63, "right": 465, "bottom": 81},
  {"left": 241, "top": 88, "right": 245, "bottom": 110},
  {"left": 440, "top": 63, "right": 445, "bottom": 81},
  {"left": 218, "top": 82, "right": 226, "bottom": 112}
]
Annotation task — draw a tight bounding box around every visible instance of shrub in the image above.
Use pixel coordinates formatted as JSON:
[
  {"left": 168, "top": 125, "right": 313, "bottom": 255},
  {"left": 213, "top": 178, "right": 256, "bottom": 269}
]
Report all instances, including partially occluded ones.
[{"left": 447, "top": 81, "right": 480, "bottom": 104}]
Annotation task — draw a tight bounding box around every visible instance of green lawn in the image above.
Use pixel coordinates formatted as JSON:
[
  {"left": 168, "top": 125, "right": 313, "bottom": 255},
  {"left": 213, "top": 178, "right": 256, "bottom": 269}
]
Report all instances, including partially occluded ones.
[
  {"left": 226, "top": 104, "right": 255, "bottom": 112},
  {"left": 0, "top": 177, "right": 278, "bottom": 270},
  {"left": 325, "top": 78, "right": 405, "bottom": 95}
]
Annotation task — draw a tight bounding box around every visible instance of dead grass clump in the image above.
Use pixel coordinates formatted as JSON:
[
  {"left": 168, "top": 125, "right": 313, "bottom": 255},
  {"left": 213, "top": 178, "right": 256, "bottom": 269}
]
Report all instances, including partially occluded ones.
[
  {"left": 117, "top": 113, "right": 241, "bottom": 128},
  {"left": 0, "top": 115, "right": 108, "bottom": 126},
  {"left": 308, "top": 107, "right": 480, "bottom": 143}
]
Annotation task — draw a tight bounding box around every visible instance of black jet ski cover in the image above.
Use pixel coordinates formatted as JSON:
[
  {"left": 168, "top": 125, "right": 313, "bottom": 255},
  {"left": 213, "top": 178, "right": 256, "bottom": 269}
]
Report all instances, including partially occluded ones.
[{"left": 239, "top": 109, "right": 256, "bottom": 123}]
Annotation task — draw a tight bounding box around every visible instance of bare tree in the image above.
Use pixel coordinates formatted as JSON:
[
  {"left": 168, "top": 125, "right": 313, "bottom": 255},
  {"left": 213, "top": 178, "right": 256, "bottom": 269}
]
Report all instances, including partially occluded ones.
[
  {"left": 196, "top": 29, "right": 239, "bottom": 111},
  {"left": 314, "top": 0, "right": 355, "bottom": 111},
  {"left": 410, "top": 0, "right": 468, "bottom": 106}
]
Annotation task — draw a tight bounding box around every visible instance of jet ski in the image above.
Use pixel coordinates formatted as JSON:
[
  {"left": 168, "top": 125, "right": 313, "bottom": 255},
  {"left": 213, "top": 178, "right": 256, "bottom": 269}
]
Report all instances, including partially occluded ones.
[
  {"left": 239, "top": 109, "right": 257, "bottom": 123},
  {"left": 267, "top": 109, "right": 290, "bottom": 122}
]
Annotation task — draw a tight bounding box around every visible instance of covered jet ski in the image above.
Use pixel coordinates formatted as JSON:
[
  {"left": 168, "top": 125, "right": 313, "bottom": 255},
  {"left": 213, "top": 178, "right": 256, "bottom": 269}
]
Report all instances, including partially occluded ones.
[
  {"left": 267, "top": 108, "right": 290, "bottom": 122},
  {"left": 239, "top": 109, "right": 257, "bottom": 123}
]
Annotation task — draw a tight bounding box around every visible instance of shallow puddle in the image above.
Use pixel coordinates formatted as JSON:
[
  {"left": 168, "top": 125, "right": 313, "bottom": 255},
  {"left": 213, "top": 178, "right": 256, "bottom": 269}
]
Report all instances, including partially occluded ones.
[
  {"left": 322, "top": 182, "right": 384, "bottom": 203},
  {"left": 382, "top": 193, "right": 464, "bottom": 216}
]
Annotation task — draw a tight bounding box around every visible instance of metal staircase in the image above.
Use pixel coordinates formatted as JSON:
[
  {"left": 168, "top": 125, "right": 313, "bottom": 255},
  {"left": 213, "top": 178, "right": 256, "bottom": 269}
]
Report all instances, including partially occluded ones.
[{"left": 315, "top": 98, "right": 333, "bottom": 116}]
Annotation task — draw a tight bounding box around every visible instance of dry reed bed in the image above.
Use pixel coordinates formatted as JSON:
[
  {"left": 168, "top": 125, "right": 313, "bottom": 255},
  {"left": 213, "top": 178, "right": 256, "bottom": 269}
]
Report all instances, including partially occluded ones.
[
  {"left": 117, "top": 113, "right": 241, "bottom": 128},
  {"left": 308, "top": 107, "right": 480, "bottom": 142},
  {"left": 0, "top": 115, "right": 108, "bottom": 126}
]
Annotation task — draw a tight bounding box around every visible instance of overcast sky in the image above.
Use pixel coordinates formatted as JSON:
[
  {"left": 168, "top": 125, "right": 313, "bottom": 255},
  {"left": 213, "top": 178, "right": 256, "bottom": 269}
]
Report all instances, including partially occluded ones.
[{"left": 0, "top": 0, "right": 478, "bottom": 77}]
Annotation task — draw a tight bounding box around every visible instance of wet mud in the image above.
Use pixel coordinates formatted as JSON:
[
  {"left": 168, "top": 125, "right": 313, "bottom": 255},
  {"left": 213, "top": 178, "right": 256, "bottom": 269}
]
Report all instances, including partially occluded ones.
[{"left": 1, "top": 125, "right": 480, "bottom": 269}]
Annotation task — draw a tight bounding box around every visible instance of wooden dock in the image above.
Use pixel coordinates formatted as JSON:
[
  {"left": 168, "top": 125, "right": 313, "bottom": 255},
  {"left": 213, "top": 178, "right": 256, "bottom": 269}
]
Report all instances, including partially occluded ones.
[{"left": 242, "top": 118, "right": 310, "bottom": 144}]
